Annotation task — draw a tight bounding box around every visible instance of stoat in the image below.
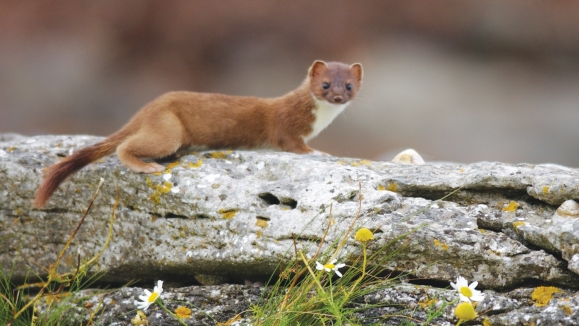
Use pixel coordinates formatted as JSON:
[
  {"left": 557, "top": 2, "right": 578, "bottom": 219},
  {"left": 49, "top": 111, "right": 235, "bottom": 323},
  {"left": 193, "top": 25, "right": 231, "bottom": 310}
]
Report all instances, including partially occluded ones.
[{"left": 34, "top": 60, "right": 363, "bottom": 207}]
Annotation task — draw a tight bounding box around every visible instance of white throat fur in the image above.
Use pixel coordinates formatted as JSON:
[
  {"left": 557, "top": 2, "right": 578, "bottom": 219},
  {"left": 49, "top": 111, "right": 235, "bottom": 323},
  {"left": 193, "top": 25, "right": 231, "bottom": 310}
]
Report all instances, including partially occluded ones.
[{"left": 303, "top": 97, "right": 350, "bottom": 142}]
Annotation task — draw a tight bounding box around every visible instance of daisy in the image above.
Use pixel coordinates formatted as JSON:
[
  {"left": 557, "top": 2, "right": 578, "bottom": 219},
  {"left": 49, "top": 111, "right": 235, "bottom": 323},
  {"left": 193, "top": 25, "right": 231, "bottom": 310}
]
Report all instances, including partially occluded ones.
[
  {"left": 134, "top": 280, "right": 164, "bottom": 311},
  {"left": 316, "top": 259, "right": 346, "bottom": 277},
  {"left": 450, "top": 276, "right": 484, "bottom": 302}
]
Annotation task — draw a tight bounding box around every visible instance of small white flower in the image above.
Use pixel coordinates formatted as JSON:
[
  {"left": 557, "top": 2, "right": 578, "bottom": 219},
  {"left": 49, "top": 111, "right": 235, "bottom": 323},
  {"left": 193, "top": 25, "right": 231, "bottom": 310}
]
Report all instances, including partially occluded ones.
[
  {"left": 186, "top": 251, "right": 193, "bottom": 258},
  {"left": 315, "top": 259, "right": 346, "bottom": 277},
  {"left": 134, "top": 280, "right": 164, "bottom": 311},
  {"left": 450, "top": 276, "right": 484, "bottom": 302}
]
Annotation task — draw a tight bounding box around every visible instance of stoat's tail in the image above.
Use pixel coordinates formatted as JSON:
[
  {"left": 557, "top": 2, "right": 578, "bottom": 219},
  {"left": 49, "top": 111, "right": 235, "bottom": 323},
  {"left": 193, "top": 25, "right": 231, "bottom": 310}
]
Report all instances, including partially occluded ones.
[{"left": 33, "top": 130, "right": 129, "bottom": 208}]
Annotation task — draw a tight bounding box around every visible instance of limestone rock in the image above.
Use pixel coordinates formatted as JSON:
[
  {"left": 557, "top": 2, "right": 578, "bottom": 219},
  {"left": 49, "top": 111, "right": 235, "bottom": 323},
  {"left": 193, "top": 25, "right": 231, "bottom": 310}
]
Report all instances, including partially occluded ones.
[
  {"left": 34, "top": 283, "right": 579, "bottom": 325},
  {"left": 2, "top": 135, "right": 579, "bottom": 291}
]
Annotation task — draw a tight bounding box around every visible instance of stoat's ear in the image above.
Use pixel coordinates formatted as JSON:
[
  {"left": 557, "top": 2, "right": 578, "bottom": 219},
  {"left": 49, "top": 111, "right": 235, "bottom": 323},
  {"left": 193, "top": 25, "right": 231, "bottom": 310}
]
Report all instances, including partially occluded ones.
[
  {"left": 349, "top": 63, "right": 363, "bottom": 83},
  {"left": 309, "top": 60, "right": 328, "bottom": 78}
]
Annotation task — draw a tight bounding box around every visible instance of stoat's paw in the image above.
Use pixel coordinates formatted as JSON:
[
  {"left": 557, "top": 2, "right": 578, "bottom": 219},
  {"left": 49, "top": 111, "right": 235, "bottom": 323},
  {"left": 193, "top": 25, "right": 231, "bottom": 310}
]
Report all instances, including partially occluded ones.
[{"left": 141, "top": 162, "right": 166, "bottom": 173}]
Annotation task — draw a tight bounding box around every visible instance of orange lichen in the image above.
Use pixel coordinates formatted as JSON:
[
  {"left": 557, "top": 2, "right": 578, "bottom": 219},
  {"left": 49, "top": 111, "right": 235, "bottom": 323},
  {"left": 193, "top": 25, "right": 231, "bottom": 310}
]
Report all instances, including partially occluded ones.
[
  {"left": 531, "top": 286, "right": 561, "bottom": 307},
  {"left": 502, "top": 201, "right": 519, "bottom": 212}
]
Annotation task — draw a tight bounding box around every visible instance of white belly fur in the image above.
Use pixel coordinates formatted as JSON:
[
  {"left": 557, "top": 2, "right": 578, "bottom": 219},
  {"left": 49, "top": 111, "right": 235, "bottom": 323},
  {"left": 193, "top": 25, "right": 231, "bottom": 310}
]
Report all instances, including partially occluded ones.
[{"left": 303, "top": 98, "right": 349, "bottom": 142}]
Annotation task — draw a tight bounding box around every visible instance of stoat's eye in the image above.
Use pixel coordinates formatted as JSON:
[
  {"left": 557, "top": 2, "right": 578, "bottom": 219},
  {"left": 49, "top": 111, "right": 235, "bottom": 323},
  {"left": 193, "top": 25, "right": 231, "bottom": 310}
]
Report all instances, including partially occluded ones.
[
  {"left": 322, "top": 82, "right": 330, "bottom": 90},
  {"left": 346, "top": 83, "right": 352, "bottom": 91}
]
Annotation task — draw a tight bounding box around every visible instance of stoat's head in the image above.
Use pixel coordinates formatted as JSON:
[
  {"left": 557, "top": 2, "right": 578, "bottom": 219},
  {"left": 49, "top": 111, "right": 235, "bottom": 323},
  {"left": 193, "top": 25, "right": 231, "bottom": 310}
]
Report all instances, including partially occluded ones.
[{"left": 307, "top": 60, "right": 363, "bottom": 105}]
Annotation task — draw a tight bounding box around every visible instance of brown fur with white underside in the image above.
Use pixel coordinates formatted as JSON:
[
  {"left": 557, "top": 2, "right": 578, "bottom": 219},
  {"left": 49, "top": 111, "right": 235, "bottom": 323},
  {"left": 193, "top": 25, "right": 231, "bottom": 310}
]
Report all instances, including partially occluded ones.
[{"left": 34, "top": 60, "right": 363, "bottom": 208}]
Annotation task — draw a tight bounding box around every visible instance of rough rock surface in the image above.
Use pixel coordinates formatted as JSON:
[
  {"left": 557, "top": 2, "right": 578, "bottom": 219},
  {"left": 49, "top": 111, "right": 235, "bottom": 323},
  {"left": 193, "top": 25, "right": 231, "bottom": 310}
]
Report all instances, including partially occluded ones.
[
  {"left": 35, "top": 283, "right": 579, "bottom": 325},
  {"left": 2, "top": 134, "right": 579, "bottom": 324}
]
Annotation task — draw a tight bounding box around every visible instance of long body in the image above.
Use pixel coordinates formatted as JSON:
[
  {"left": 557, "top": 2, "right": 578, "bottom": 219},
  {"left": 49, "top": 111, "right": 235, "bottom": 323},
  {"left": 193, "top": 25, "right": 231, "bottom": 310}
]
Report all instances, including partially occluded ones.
[{"left": 34, "top": 60, "right": 363, "bottom": 207}]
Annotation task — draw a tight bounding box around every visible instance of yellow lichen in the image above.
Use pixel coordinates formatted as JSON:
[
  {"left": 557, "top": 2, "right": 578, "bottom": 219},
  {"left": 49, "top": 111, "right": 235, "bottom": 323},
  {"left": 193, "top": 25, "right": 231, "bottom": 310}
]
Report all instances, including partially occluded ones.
[
  {"left": 433, "top": 239, "right": 448, "bottom": 250},
  {"left": 256, "top": 230, "right": 263, "bottom": 238},
  {"left": 359, "top": 160, "right": 372, "bottom": 166},
  {"left": 502, "top": 201, "right": 519, "bottom": 212},
  {"left": 531, "top": 286, "right": 561, "bottom": 307},
  {"left": 255, "top": 219, "right": 268, "bottom": 228},
  {"left": 337, "top": 161, "right": 345, "bottom": 165},
  {"left": 210, "top": 150, "right": 232, "bottom": 159},
  {"left": 388, "top": 183, "right": 397, "bottom": 192},
  {"left": 146, "top": 177, "right": 172, "bottom": 204},
  {"left": 218, "top": 209, "right": 237, "bottom": 219},
  {"left": 377, "top": 184, "right": 386, "bottom": 191},
  {"left": 7, "top": 146, "right": 16, "bottom": 152},
  {"left": 512, "top": 221, "right": 525, "bottom": 229},
  {"left": 418, "top": 298, "right": 437, "bottom": 309},
  {"left": 560, "top": 304, "right": 572, "bottom": 316},
  {"left": 351, "top": 162, "right": 360, "bottom": 167},
  {"left": 166, "top": 161, "right": 181, "bottom": 169},
  {"left": 483, "top": 318, "right": 492, "bottom": 326},
  {"left": 187, "top": 159, "right": 203, "bottom": 168},
  {"left": 542, "top": 186, "right": 550, "bottom": 194}
]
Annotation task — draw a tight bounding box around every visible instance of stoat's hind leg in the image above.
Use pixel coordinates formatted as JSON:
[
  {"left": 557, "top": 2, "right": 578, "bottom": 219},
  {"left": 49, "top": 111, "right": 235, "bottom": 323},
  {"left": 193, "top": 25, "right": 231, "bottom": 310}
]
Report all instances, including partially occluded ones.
[{"left": 117, "top": 116, "right": 184, "bottom": 173}]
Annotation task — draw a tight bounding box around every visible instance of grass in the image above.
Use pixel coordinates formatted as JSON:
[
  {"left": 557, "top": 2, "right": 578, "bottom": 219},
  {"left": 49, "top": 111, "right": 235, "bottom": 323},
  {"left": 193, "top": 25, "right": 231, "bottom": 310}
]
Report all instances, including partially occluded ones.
[
  {"left": 245, "top": 186, "right": 459, "bottom": 326},
  {"left": 2, "top": 176, "right": 462, "bottom": 325},
  {"left": 1, "top": 179, "right": 116, "bottom": 325}
]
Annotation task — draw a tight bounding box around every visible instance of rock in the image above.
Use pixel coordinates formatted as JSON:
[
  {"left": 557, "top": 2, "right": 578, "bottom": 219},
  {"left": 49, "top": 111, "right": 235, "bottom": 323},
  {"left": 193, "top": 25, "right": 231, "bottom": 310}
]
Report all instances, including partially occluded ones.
[
  {"left": 2, "top": 134, "right": 579, "bottom": 325},
  {"left": 33, "top": 282, "right": 579, "bottom": 325},
  {"left": 2, "top": 135, "right": 579, "bottom": 288},
  {"left": 35, "top": 284, "right": 262, "bottom": 326}
]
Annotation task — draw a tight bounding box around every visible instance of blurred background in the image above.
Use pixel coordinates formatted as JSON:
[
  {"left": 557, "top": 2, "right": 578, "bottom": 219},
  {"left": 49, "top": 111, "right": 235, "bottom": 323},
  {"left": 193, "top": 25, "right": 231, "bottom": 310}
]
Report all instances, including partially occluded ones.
[{"left": 1, "top": 1, "right": 579, "bottom": 166}]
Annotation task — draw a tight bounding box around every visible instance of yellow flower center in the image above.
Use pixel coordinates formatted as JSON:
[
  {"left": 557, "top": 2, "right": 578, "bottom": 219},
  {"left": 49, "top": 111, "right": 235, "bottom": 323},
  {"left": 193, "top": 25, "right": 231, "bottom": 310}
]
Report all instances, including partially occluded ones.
[
  {"left": 355, "top": 228, "right": 374, "bottom": 242},
  {"left": 324, "top": 263, "right": 335, "bottom": 270},
  {"left": 148, "top": 292, "right": 159, "bottom": 303},
  {"left": 460, "top": 286, "right": 473, "bottom": 298},
  {"left": 454, "top": 302, "right": 477, "bottom": 321}
]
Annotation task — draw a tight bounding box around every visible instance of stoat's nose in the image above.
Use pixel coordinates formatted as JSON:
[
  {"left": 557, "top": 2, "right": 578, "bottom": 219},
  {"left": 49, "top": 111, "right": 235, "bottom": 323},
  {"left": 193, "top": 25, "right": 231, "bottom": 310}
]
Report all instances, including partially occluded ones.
[{"left": 333, "top": 96, "right": 344, "bottom": 103}]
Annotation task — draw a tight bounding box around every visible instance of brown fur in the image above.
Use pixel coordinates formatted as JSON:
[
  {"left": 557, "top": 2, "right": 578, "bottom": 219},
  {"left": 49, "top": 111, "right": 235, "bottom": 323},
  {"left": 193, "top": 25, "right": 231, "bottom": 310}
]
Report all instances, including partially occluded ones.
[{"left": 34, "top": 60, "right": 363, "bottom": 208}]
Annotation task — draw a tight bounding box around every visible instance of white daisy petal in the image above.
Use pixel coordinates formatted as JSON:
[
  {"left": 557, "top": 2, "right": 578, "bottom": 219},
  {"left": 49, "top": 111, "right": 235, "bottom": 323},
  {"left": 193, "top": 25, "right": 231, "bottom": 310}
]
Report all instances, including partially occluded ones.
[
  {"left": 458, "top": 294, "right": 470, "bottom": 302},
  {"left": 315, "top": 261, "right": 324, "bottom": 271},
  {"left": 335, "top": 270, "right": 343, "bottom": 278}
]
